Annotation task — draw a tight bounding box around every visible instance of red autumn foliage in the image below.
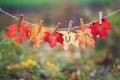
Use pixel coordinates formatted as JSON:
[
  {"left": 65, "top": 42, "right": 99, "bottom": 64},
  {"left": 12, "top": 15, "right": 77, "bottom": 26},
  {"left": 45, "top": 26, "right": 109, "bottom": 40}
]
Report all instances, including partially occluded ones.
[
  {"left": 43, "top": 31, "right": 63, "bottom": 48},
  {"left": 7, "top": 24, "right": 29, "bottom": 44},
  {"left": 89, "top": 18, "right": 112, "bottom": 39}
]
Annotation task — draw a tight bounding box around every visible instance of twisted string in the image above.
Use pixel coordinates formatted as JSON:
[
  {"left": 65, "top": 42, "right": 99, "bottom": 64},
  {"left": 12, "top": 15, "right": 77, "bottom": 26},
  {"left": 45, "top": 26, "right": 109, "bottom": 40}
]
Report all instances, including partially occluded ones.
[{"left": 0, "top": 8, "right": 120, "bottom": 30}]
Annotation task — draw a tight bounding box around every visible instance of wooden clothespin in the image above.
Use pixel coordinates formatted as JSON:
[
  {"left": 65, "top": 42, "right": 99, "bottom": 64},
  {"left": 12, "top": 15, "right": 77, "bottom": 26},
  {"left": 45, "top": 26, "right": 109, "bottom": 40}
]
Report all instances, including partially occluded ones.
[
  {"left": 17, "top": 15, "right": 24, "bottom": 27},
  {"left": 80, "top": 18, "right": 84, "bottom": 28},
  {"left": 52, "top": 23, "right": 61, "bottom": 33},
  {"left": 65, "top": 20, "right": 73, "bottom": 42},
  {"left": 38, "top": 16, "right": 44, "bottom": 33},
  {"left": 99, "top": 11, "right": 102, "bottom": 24},
  {"left": 68, "top": 20, "right": 73, "bottom": 34}
]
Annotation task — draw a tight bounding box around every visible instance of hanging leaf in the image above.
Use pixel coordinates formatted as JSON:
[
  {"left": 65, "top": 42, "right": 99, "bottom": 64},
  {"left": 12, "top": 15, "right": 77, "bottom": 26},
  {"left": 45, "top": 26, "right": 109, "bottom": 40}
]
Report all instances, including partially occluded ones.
[
  {"left": 76, "top": 27, "right": 95, "bottom": 49},
  {"left": 44, "top": 32, "right": 63, "bottom": 48},
  {"left": 89, "top": 18, "right": 112, "bottom": 39},
  {"left": 59, "top": 31, "right": 79, "bottom": 50},
  {"left": 6, "top": 24, "right": 29, "bottom": 44},
  {"left": 43, "top": 23, "right": 63, "bottom": 48},
  {"left": 28, "top": 25, "right": 49, "bottom": 48},
  {"left": 43, "top": 31, "right": 63, "bottom": 48}
]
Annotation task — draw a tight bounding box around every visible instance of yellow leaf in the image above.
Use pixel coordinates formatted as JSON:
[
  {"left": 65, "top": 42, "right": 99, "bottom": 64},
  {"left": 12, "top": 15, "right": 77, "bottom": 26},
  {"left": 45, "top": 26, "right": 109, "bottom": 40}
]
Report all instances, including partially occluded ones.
[{"left": 59, "top": 31, "right": 79, "bottom": 50}]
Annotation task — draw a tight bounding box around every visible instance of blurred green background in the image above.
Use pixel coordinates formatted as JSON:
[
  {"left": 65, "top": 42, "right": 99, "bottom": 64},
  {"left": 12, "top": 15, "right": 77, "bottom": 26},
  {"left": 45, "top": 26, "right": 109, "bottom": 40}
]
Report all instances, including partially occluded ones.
[
  {"left": 0, "top": 0, "right": 120, "bottom": 80},
  {"left": 0, "top": 0, "right": 118, "bottom": 6}
]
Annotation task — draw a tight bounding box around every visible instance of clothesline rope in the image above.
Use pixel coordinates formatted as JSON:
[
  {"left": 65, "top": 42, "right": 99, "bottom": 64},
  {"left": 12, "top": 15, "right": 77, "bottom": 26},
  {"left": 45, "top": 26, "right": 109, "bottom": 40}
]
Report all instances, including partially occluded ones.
[{"left": 0, "top": 8, "right": 120, "bottom": 30}]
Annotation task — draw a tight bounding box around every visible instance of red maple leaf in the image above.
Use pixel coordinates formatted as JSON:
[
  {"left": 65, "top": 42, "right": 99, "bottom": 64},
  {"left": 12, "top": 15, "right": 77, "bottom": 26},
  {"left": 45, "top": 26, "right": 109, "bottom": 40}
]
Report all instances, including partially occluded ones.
[
  {"left": 7, "top": 24, "right": 29, "bottom": 44},
  {"left": 89, "top": 18, "right": 112, "bottom": 39},
  {"left": 43, "top": 31, "right": 63, "bottom": 48}
]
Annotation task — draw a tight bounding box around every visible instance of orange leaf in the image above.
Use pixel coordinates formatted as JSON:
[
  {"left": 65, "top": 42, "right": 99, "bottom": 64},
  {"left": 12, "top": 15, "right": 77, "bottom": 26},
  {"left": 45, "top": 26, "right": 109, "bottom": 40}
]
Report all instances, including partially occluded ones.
[
  {"left": 28, "top": 25, "right": 50, "bottom": 48},
  {"left": 76, "top": 27, "right": 95, "bottom": 49}
]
